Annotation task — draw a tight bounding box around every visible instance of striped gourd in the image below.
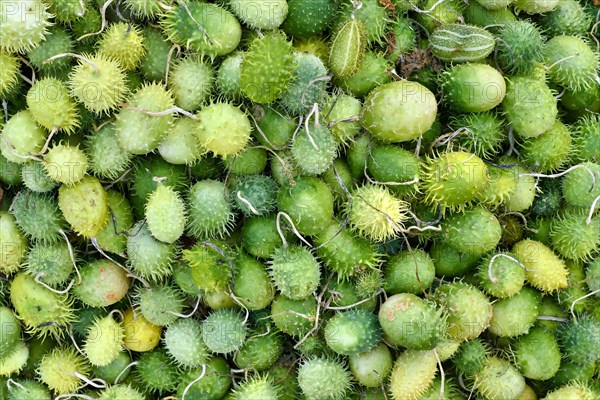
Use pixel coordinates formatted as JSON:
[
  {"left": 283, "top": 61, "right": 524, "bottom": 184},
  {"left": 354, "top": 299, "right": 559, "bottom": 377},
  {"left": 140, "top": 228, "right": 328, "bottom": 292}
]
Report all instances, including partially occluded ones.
[
  {"left": 329, "top": 19, "right": 367, "bottom": 78},
  {"left": 430, "top": 24, "right": 495, "bottom": 62}
]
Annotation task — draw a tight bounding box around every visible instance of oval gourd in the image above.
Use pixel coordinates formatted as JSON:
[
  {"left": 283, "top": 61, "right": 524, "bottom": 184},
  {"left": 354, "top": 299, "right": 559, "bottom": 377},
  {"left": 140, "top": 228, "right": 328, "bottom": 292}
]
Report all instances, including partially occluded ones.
[
  {"left": 430, "top": 24, "right": 495, "bottom": 62},
  {"left": 329, "top": 19, "right": 367, "bottom": 78}
]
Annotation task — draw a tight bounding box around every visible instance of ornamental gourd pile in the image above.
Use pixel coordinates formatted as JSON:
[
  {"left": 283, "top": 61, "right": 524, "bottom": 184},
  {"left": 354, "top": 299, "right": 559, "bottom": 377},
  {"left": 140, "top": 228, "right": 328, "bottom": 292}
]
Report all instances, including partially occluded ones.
[{"left": 0, "top": 0, "right": 599, "bottom": 399}]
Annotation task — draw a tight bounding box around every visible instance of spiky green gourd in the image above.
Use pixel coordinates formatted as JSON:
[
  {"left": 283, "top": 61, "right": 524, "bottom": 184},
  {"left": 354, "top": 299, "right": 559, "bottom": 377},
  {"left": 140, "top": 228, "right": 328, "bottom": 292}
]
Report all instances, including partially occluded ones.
[
  {"left": 162, "top": 2, "right": 241, "bottom": 58},
  {"left": 542, "top": 0, "right": 592, "bottom": 36},
  {"left": 513, "top": 239, "right": 569, "bottom": 292},
  {"left": 24, "top": 241, "right": 73, "bottom": 287},
  {"left": 476, "top": 252, "right": 526, "bottom": 298},
  {"left": 328, "top": 19, "right": 366, "bottom": 79},
  {"left": 231, "top": 174, "right": 278, "bottom": 217},
  {"left": 488, "top": 286, "right": 541, "bottom": 337},
  {"left": 0, "top": 0, "right": 52, "bottom": 53},
  {"left": 0, "top": 307, "right": 21, "bottom": 360},
  {"left": 586, "top": 258, "right": 600, "bottom": 294},
  {"left": 282, "top": 0, "right": 337, "bottom": 39},
  {"left": 502, "top": 76, "right": 557, "bottom": 138},
  {"left": 183, "top": 241, "right": 232, "bottom": 293},
  {"left": 196, "top": 102, "right": 252, "bottom": 159},
  {"left": 163, "top": 318, "right": 210, "bottom": 369},
  {"left": 145, "top": 185, "right": 186, "bottom": 244},
  {"left": 389, "top": 350, "right": 438, "bottom": 400},
  {"left": 323, "top": 94, "right": 362, "bottom": 145},
  {"left": 0, "top": 155, "right": 23, "bottom": 186},
  {"left": 514, "top": 326, "right": 561, "bottom": 380},
  {"left": 422, "top": 151, "right": 489, "bottom": 212},
  {"left": 68, "top": 53, "right": 128, "bottom": 114},
  {"left": 361, "top": 81, "right": 437, "bottom": 143},
  {"left": 37, "top": 348, "right": 89, "bottom": 395},
  {"left": 430, "top": 24, "right": 495, "bottom": 62},
  {"left": 98, "top": 384, "right": 144, "bottom": 400},
  {"left": 558, "top": 314, "right": 600, "bottom": 366},
  {"left": 115, "top": 83, "right": 175, "bottom": 154},
  {"left": 379, "top": 293, "right": 445, "bottom": 349},
  {"left": 136, "top": 348, "right": 180, "bottom": 394},
  {"left": 187, "top": 179, "right": 235, "bottom": 239},
  {"left": 21, "top": 161, "right": 57, "bottom": 192},
  {"left": 277, "top": 176, "right": 334, "bottom": 236},
  {"left": 224, "top": 146, "right": 267, "bottom": 175},
  {"left": 83, "top": 315, "right": 124, "bottom": 367},
  {"left": 10, "top": 272, "right": 75, "bottom": 338},
  {"left": 0, "top": 51, "right": 19, "bottom": 97},
  {"left": 98, "top": 22, "right": 145, "bottom": 71},
  {"left": 126, "top": 220, "right": 177, "bottom": 281},
  {"left": 73, "top": 259, "right": 129, "bottom": 307},
  {"left": 453, "top": 339, "right": 489, "bottom": 376},
  {"left": 139, "top": 27, "right": 170, "bottom": 82},
  {"left": 136, "top": 285, "right": 184, "bottom": 326},
  {"left": 384, "top": 249, "right": 435, "bottom": 294},
  {"left": 280, "top": 52, "right": 328, "bottom": 115},
  {"left": 441, "top": 207, "right": 502, "bottom": 257},
  {"left": 202, "top": 309, "right": 248, "bottom": 354},
  {"left": 562, "top": 162, "right": 600, "bottom": 210},
  {"left": 430, "top": 241, "right": 480, "bottom": 277},
  {"left": 496, "top": 20, "right": 546, "bottom": 75},
  {"left": 334, "top": 50, "right": 391, "bottom": 99},
  {"left": 449, "top": 111, "right": 505, "bottom": 158},
  {"left": 234, "top": 331, "right": 283, "bottom": 371},
  {"left": 324, "top": 309, "right": 381, "bottom": 355},
  {"left": 58, "top": 176, "right": 108, "bottom": 238},
  {"left": 241, "top": 215, "right": 286, "bottom": 259},
  {"left": 269, "top": 245, "right": 320, "bottom": 300},
  {"left": 474, "top": 357, "right": 526, "bottom": 400},
  {"left": 503, "top": 163, "right": 538, "bottom": 212},
  {"left": 346, "top": 184, "right": 409, "bottom": 242},
  {"left": 176, "top": 357, "right": 231, "bottom": 399},
  {"left": 43, "top": 143, "right": 87, "bottom": 185},
  {"left": 240, "top": 31, "right": 296, "bottom": 104},
  {"left": 0, "top": 340, "right": 28, "bottom": 377},
  {"left": 435, "top": 282, "right": 492, "bottom": 341},
  {"left": 291, "top": 123, "right": 337, "bottom": 175},
  {"left": 233, "top": 254, "right": 273, "bottom": 310},
  {"left": 85, "top": 123, "right": 132, "bottom": 180},
  {"left": 231, "top": 376, "right": 279, "bottom": 400},
  {"left": 298, "top": 357, "right": 351, "bottom": 400},
  {"left": 550, "top": 210, "right": 600, "bottom": 261},
  {"left": 169, "top": 57, "right": 214, "bottom": 111},
  {"left": 441, "top": 63, "right": 505, "bottom": 112},
  {"left": 123, "top": 0, "right": 163, "bottom": 18},
  {"left": 543, "top": 383, "right": 597, "bottom": 400},
  {"left": 216, "top": 52, "right": 243, "bottom": 102},
  {"left": 230, "top": 0, "right": 288, "bottom": 29},
  {"left": 348, "top": 342, "right": 392, "bottom": 388},
  {"left": 10, "top": 190, "right": 64, "bottom": 243},
  {"left": 366, "top": 144, "right": 420, "bottom": 197},
  {"left": 571, "top": 116, "right": 600, "bottom": 162},
  {"left": 0, "top": 110, "right": 47, "bottom": 164},
  {"left": 157, "top": 118, "right": 204, "bottom": 165},
  {"left": 314, "top": 221, "right": 381, "bottom": 279},
  {"left": 0, "top": 212, "right": 27, "bottom": 274},
  {"left": 521, "top": 120, "right": 572, "bottom": 172},
  {"left": 270, "top": 294, "right": 317, "bottom": 337},
  {"left": 545, "top": 35, "right": 599, "bottom": 91},
  {"left": 6, "top": 379, "right": 50, "bottom": 400}
]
